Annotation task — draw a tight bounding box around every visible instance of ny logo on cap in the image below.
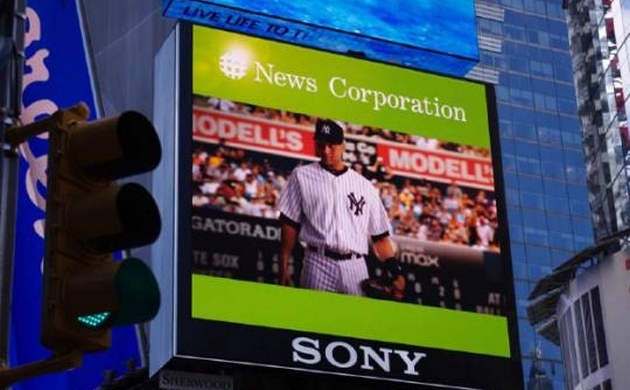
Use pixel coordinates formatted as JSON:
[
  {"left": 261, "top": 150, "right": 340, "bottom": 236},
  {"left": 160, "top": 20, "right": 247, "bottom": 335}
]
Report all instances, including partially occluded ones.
[{"left": 321, "top": 124, "right": 331, "bottom": 134}]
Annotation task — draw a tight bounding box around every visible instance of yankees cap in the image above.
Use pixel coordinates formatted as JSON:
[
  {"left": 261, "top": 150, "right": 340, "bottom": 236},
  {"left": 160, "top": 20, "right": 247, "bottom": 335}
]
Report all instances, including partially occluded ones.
[{"left": 314, "top": 119, "right": 344, "bottom": 144}]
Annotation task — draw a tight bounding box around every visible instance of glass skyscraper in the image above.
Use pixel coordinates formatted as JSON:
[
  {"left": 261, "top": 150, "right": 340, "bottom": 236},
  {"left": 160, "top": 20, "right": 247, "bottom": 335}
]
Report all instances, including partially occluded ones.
[
  {"left": 468, "top": 1, "right": 594, "bottom": 389},
  {"left": 564, "top": 0, "right": 630, "bottom": 240}
]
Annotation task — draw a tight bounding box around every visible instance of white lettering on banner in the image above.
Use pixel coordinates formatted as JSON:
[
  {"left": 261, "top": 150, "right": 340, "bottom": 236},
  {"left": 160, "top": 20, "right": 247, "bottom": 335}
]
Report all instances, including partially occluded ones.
[
  {"left": 292, "top": 337, "right": 320, "bottom": 364},
  {"left": 387, "top": 146, "right": 493, "bottom": 188},
  {"left": 217, "top": 52, "right": 474, "bottom": 123},
  {"left": 328, "top": 76, "right": 467, "bottom": 121},
  {"left": 254, "top": 62, "right": 318, "bottom": 93},
  {"left": 344, "top": 139, "right": 376, "bottom": 165},
  {"left": 359, "top": 345, "right": 393, "bottom": 372},
  {"left": 192, "top": 216, "right": 281, "bottom": 241},
  {"left": 211, "top": 253, "right": 239, "bottom": 269},
  {"left": 325, "top": 341, "right": 358, "bottom": 369},
  {"left": 400, "top": 251, "right": 440, "bottom": 268},
  {"left": 394, "top": 350, "right": 428, "bottom": 375},
  {"left": 291, "top": 337, "right": 427, "bottom": 376},
  {"left": 19, "top": 8, "right": 58, "bottom": 273},
  {"left": 159, "top": 370, "right": 233, "bottom": 390},
  {"left": 192, "top": 250, "right": 210, "bottom": 266},
  {"left": 193, "top": 108, "right": 304, "bottom": 152}
]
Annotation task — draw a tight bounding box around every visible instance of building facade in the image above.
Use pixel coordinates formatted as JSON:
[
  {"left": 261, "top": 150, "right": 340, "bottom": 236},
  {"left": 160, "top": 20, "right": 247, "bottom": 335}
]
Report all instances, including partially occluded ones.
[
  {"left": 527, "top": 1, "right": 630, "bottom": 390},
  {"left": 74, "top": 0, "right": 594, "bottom": 389},
  {"left": 527, "top": 233, "right": 630, "bottom": 390},
  {"left": 469, "top": 1, "right": 594, "bottom": 389},
  {"left": 564, "top": 0, "right": 630, "bottom": 241}
]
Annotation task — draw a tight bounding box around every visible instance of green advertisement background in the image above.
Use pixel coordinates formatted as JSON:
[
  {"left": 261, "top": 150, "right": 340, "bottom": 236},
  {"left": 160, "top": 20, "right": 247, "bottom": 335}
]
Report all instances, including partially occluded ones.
[
  {"left": 193, "top": 26, "right": 491, "bottom": 148},
  {"left": 190, "top": 27, "right": 511, "bottom": 359},
  {"left": 192, "top": 275, "right": 510, "bottom": 357}
]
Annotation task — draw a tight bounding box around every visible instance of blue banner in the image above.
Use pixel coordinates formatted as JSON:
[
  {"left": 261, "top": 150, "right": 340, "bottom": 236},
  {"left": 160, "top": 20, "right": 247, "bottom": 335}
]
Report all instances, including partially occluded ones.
[
  {"left": 11, "top": 1, "right": 142, "bottom": 389},
  {"left": 163, "top": 0, "right": 479, "bottom": 77}
]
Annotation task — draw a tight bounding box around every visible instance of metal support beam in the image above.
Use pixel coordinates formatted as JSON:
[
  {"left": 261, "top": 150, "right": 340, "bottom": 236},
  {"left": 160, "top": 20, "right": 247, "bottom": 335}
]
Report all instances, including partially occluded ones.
[{"left": 0, "top": 0, "right": 26, "bottom": 374}]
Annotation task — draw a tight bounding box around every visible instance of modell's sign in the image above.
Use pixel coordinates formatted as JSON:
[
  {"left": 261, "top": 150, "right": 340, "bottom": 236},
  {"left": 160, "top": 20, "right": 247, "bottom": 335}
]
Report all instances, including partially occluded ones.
[{"left": 193, "top": 108, "right": 493, "bottom": 189}]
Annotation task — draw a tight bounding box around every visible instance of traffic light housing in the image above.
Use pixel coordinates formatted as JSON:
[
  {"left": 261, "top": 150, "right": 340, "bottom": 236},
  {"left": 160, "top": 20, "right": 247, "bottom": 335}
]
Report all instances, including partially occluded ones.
[{"left": 41, "top": 103, "right": 162, "bottom": 353}]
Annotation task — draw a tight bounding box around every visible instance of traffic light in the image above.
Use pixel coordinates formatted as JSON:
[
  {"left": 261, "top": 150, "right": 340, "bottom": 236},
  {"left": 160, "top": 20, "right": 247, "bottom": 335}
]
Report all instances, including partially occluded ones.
[{"left": 41, "top": 102, "right": 162, "bottom": 353}]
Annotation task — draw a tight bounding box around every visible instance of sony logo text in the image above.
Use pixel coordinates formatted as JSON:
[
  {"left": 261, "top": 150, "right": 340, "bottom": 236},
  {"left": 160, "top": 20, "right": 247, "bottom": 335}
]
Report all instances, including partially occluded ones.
[{"left": 292, "top": 337, "right": 427, "bottom": 376}]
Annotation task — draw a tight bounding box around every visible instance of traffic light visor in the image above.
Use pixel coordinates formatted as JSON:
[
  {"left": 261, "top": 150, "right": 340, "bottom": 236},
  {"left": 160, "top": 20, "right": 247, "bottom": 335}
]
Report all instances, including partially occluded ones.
[
  {"left": 68, "top": 183, "right": 161, "bottom": 253},
  {"left": 113, "top": 257, "right": 161, "bottom": 325},
  {"left": 69, "top": 111, "right": 162, "bottom": 180},
  {"left": 69, "top": 257, "right": 160, "bottom": 328}
]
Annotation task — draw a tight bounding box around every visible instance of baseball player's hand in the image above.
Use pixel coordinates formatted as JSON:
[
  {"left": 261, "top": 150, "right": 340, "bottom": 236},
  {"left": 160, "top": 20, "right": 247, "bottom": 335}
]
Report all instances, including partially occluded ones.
[
  {"left": 361, "top": 275, "right": 405, "bottom": 301},
  {"left": 392, "top": 274, "right": 406, "bottom": 293},
  {"left": 361, "top": 257, "right": 406, "bottom": 301},
  {"left": 280, "top": 270, "right": 292, "bottom": 286}
]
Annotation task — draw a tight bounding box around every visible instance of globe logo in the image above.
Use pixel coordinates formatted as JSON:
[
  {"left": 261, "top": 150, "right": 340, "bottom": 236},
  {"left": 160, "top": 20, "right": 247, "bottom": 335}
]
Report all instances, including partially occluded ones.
[{"left": 219, "top": 51, "right": 250, "bottom": 80}]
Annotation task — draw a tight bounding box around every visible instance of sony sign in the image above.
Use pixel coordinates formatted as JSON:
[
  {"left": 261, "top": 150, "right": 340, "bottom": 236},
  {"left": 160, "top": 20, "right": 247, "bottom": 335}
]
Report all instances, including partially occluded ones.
[{"left": 291, "top": 337, "right": 427, "bottom": 376}]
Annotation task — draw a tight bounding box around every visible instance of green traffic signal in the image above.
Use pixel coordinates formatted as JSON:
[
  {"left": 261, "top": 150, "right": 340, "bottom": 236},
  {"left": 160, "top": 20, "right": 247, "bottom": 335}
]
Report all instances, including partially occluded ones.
[
  {"left": 75, "top": 257, "right": 160, "bottom": 329},
  {"left": 77, "top": 313, "right": 111, "bottom": 329}
]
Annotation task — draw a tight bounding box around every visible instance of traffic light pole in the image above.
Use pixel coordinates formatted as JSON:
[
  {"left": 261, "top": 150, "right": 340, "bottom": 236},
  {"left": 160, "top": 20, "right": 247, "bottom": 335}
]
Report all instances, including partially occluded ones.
[
  {"left": 0, "top": 102, "right": 162, "bottom": 388},
  {"left": 0, "top": 0, "right": 25, "bottom": 376},
  {"left": 0, "top": 105, "right": 101, "bottom": 387},
  {"left": 0, "top": 77, "right": 84, "bottom": 390},
  {"left": 0, "top": 351, "right": 82, "bottom": 389}
]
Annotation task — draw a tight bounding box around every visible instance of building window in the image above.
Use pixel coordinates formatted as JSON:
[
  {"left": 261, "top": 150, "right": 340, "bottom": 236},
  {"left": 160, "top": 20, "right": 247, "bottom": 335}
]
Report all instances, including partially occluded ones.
[
  {"left": 560, "top": 306, "right": 580, "bottom": 387},
  {"left": 581, "top": 293, "right": 598, "bottom": 374},
  {"left": 603, "top": 378, "right": 612, "bottom": 390},
  {"left": 574, "top": 297, "right": 589, "bottom": 378},
  {"left": 590, "top": 287, "right": 609, "bottom": 367}
]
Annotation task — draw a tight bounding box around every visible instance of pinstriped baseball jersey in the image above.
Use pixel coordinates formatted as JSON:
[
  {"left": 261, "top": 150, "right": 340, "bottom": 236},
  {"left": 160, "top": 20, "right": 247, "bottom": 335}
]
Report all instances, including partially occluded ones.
[
  {"left": 278, "top": 162, "right": 391, "bottom": 254},
  {"left": 300, "top": 253, "right": 368, "bottom": 295}
]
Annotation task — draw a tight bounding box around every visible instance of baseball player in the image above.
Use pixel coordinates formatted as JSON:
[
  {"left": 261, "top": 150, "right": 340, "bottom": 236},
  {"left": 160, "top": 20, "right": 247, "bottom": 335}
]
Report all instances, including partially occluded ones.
[{"left": 278, "top": 118, "right": 404, "bottom": 298}]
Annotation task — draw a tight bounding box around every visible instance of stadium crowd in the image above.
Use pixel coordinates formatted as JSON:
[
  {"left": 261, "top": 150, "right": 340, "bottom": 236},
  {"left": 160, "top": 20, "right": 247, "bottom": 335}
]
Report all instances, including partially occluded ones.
[
  {"left": 192, "top": 97, "right": 499, "bottom": 251},
  {"left": 194, "top": 95, "right": 489, "bottom": 158}
]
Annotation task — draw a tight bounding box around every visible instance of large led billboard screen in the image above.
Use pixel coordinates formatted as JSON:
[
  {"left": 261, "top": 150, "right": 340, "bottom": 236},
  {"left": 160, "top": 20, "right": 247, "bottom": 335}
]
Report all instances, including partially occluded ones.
[
  {"left": 162, "top": 0, "right": 479, "bottom": 77},
  {"left": 178, "top": 26, "right": 521, "bottom": 390}
]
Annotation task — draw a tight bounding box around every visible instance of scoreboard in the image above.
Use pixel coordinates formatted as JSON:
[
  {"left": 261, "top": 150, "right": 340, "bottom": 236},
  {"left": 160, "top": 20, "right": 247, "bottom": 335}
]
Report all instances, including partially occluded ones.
[{"left": 191, "top": 205, "right": 507, "bottom": 317}]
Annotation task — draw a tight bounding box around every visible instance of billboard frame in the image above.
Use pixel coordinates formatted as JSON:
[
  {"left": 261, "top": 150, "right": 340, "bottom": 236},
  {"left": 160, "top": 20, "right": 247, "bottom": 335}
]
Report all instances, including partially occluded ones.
[{"left": 149, "top": 22, "right": 524, "bottom": 390}]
